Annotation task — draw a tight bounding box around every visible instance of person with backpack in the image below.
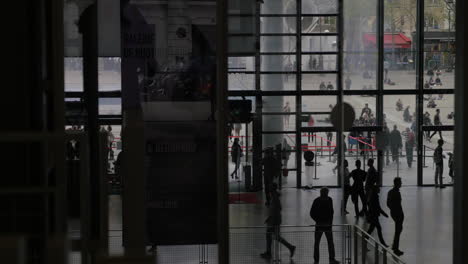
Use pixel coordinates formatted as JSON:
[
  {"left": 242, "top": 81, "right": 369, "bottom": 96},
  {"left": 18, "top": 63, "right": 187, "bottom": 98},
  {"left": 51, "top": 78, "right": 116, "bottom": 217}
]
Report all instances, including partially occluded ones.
[
  {"left": 434, "top": 139, "right": 446, "bottom": 188},
  {"left": 310, "top": 187, "right": 340, "bottom": 264}
]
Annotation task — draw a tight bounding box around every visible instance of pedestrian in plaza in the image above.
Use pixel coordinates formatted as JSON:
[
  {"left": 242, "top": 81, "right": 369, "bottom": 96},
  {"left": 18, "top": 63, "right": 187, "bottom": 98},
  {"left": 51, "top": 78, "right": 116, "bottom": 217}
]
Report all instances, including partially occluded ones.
[
  {"left": 230, "top": 138, "right": 242, "bottom": 179},
  {"left": 348, "top": 131, "right": 358, "bottom": 154},
  {"left": 361, "top": 103, "right": 372, "bottom": 118},
  {"left": 424, "top": 80, "right": 431, "bottom": 89},
  {"left": 434, "top": 139, "right": 446, "bottom": 188},
  {"left": 396, "top": 98, "right": 403, "bottom": 112},
  {"left": 404, "top": 128, "right": 415, "bottom": 168},
  {"left": 262, "top": 147, "right": 281, "bottom": 205},
  {"left": 350, "top": 160, "right": 367, "bottom": 217},
  {"left": 389, "top": 125, "right": 402, "bottom": 163},
  {"left": 345, "top": 75, "right": 352, "bottom": 90},
  {"left": 403, "top": 106, "right": 412, "bottom": 122},
  {"left": 365, "top": 158, "right": 378, "bottom": 199},
  {"left": 382, "top": 126, "right": 391, "bottom": 165},
  {"left": 332, "top": 135, "right": 347, "bottom": 174},
  {"left": 387, "top": 177, "right": 404, "bottom": 256},
  {"left": 367, "top": 185, "right": 389, "bottom": 247},
  {"left": 260, "top": 183, "right": 296, "bottom": 259},
  {"left": 310, "top": 187, "right": 340, "bottom": 264},
  {"left": 327, "top": 81, "right": 335, "bottom": 90},
  {"left": 319, "top": 81, "right": 326, "bottom": 90},
  {"left": 429, "top": 109, "right": 443, "bottom": 140},
  {"left": 423, "top": 112, "right": 432, "bottom": 140}
]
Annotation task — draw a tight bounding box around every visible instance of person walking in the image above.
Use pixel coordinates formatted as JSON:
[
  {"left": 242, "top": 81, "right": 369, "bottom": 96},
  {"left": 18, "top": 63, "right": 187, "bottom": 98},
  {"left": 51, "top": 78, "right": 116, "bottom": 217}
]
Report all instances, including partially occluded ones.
[
  {"left": 434, "top": 139, "right": 446, "bottom": 188},
  {"left": 389, "top": 125, "right": 402, "bottom": 163},
  {"left": 429, "top": 109, "right": 443, "bottom": 140},
  {"left": 260, "top": 183, "right": 296, "bottom": 259},
  {"left": 310, "top": 187, "right": 340, "bottom": 264},
  {"left": 365, "top": 158, "right": 378, "bottom": 199},
  {"left": 350, "top": 160, "right": 367, "bottom": 217},
  {"left": 404, "top": 128, "right": 415, "bottom": 168},
  {"left": 230, "top": 138, "right": 242, "bottom": 179},
  {"left": 367, "top": 186, "right": 389, "bottom": 247},
  {"left": 387, "top": 177, "right": 404, "bottom": 256}
]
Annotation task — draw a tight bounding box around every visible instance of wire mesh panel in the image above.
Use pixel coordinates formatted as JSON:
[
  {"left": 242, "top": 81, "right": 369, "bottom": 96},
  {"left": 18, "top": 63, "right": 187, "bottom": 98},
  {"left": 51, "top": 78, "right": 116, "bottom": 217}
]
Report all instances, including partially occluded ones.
[
  {"left": 230, "top": 227, "right": 273, "bottom": 264},
  {"left": 279, "top": 226, "right": 351, "bottom": 264}
]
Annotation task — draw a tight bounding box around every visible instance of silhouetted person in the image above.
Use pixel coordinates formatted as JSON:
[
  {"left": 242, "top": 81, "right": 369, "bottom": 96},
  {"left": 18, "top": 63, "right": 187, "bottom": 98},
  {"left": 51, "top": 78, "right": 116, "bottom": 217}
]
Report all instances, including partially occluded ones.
[
  {"left": 389, "top": 125, "right": 402, "bottom": 163},
  {"left": 382, "top": 126, "right": 391, "bottom": 165},
  {"left": 448, "top": 152, "right": 454, "bottom": 183},
  {"left": 260, "top": 183, "right": 296, "bottom": 259},
  {"left": 367, "top": 186, "right": 389, "bottom": 247},
  {"left": 350, "top": 160, "right": 367, "bottom": 217},
  {"left": 404, "top": 128, "right": 415, "bottom": 168},
  {"left": 429, "top": 109, "right": 443, "bottom": 140},
  {"left": 387, "top": 177, "right": 404, "bottom": 256},
  {"left": 343, "top": 160, "right": 351, "bottom": 214},
  {"left": 403, "top": 106, "right": 412, "bottom": 122},
  {"left": 230, "top": 138, "right": 242, "bottom": 179},
  {"left": 282, "top": 138, "right": 291, "bottom": 168},
  {"left": 434, "top": 139, "right": 446, "bottom": 188},
  {"left": 310, "top": 187, "right": 340, "bottom": 264},
  {"left": 365, "top": 159, "right": 378, "bottom": 198},
  {"left": 262, "top": 148, "right": 280, "bottom": 206},
  {"left": 396, "top": 98, "right": 403, "bottom": 111},
  {"left": 332, "top": 135, "right": 347, "bottom": 174},
  {"left": 327, "top": 81, "right": 334, "bottom": 90}
]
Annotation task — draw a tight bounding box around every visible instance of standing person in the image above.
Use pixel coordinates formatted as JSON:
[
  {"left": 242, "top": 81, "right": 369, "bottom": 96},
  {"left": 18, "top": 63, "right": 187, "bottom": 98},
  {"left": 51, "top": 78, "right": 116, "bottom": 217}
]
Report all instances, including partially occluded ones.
[
  {"left": 107, "top": 125, "right": 115, "bottom": 160},
  {"left": 387, "top": 177, "right": 404, "bottom": 256},
  {"left": 332, "top": 135, "right": 347, "bottom": 174},
  {"left": 404, "top": 128, "right": 415, "bottom": 168},
  {"left": 429, "top": 109, "right": 443, "bottom": 140},
  {"left": 310, "top": 187, "right": 340, "bottom": 264},
  {"left": 365, "top": 159, "right": 378, "bottom": 199},
  {"left": 350, "top": 160, "right": 367, "bottom": 217},
  {"left": 343, "top": 160, "right": 351, "bottom": 214},
  {"left": 230, "top": 138, "right": 242, "bottom": 179},
  {"left": 262, "top": 148, "right": 280, "bottom": 206},
  {"left": 260, "top": 183, "right": 296, "bottom": 259},
  {"left": 448, "top": 152, "right": 454, "bottom": 183},
  {"left": 345, "top": 75, "right": 352, "bottom": 90},
  {"left": 423, "top": 112, "right": 432, "bottom": 140},
  {"left": 389, "top": 125, "right": 402, "bottom": 163},
  {"left": 283, "top": 102, "right": 291, "bottom": 128},
  {"left": 434, "top": 139, "right": 446, "bottom": 188},
  {"left": 367, "top": 186, "right": 389, "bottom": 247}
]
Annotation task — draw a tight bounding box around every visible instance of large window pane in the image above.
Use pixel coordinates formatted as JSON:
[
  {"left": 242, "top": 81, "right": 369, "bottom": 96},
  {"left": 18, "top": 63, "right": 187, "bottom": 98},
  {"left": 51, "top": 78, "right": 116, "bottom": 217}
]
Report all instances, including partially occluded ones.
[
  {"left": 384, "top": 0, "right": 417, "bottom": 90},
  {"left": 344, "top": 95, "right": 377, "bottom": 126},
  {"left": 343, "top": 0, "right": 378, "bottom": 90},
  {"left": 302, "top": 96, "right": 337, "bottom": 127},
  {"left": 302, "top": 54, "right": 338, "bottom": 71},
  {"left": 261, "top": 36, "right": 296, "bottom": 53}
]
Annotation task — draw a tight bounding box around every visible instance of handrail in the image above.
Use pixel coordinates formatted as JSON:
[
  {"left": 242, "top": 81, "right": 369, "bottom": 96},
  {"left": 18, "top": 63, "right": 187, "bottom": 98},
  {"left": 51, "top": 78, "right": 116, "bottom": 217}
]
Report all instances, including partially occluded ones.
[{"left": 353, "top": 224, "right": 406, "bottom": 262}]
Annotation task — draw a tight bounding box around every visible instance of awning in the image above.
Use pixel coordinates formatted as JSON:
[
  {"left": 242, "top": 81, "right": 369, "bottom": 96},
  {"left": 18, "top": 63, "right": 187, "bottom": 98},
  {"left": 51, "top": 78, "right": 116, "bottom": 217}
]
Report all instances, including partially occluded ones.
[{"left": 363, "top": 33, "right": 412, "bottom": 49}]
